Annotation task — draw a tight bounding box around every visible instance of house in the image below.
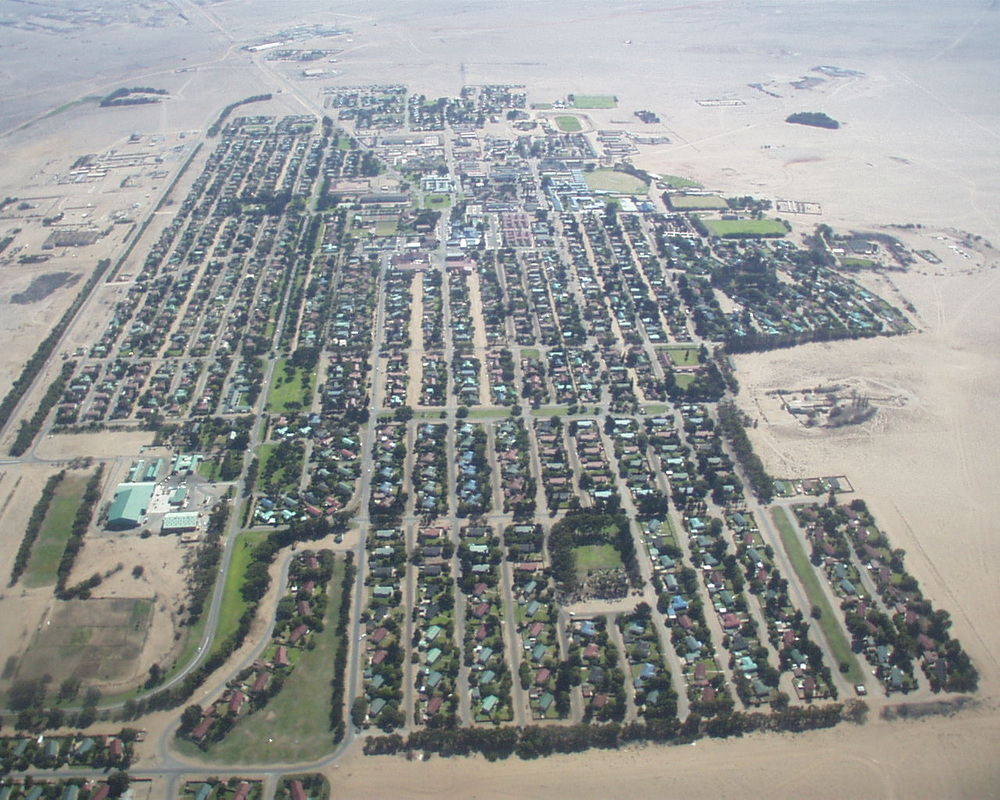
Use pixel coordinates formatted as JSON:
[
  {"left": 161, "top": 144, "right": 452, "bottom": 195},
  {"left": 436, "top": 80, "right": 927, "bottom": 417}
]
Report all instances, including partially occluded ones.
[
  {"left": 481, "top": 694, "right": 499, "bottom": 713},
  {"left": 233, "top": 782, "right": 252, "bottom": 800},
  {"left": 290, "top": 779, "right": 308, "bottom": 800}
]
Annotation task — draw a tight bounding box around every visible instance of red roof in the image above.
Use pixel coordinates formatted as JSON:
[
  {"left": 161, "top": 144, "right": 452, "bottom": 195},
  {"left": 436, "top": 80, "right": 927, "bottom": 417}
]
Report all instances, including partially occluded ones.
[
  {"left": 228, "top": 690, "right": 246, "bottom": 714},
  {"left": 426, "top": 696, "right": 443, "bottom": 716},
  {"left": 275, "top": 646, "right": 290, "bottom": 667},
  {"left": 233, "top": 782, "right": 251, "bottom": 800},
  {"left": 529, "top": 621, "right": 544, "bottom": 638},
  {"left": 472, "top": 602, "right": 490, "bottom": 619},
  {"left": 372, "top": 626, "right": 389, "bottom": 643},
  {"left": 535, "top": 668, "right": 551, "bottom": 685},
  {"left": 191, "top": 716, "right": 213, "bottom": 741},
  {"left": 91, "top": 787, "right": 110, "bottom": 800},
  {"left": 252, "top": 671, "right": 271, "bottom": 693},
  {"left": 722, "top": 612, "right": 740, "bottom": 629},
  {"left": 290, "top": 624, "right": 308, "bottom": 643},
  {"left": 592, "top": 693, "right": 608, "bottom": 709},
  {"left": 472, "top": 582, "right": 488, "bottom": 597},
  {"left": 291, "top": 779, "right": 308, "bottom": 800},
  {"left": 372, "top": 649, "right": 388, "bottom": 665},
  {"left": 583, "top": 643, "right": 600, "bottom": 660}
]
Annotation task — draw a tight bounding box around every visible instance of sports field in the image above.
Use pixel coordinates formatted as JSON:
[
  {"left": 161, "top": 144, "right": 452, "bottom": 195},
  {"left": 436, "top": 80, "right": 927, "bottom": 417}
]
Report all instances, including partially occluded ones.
[
  {"left": 702, "top": 218, "right": 787, "bottom": 237},
  {"left": 583, "top": 169, "right": 648, "bottom": 194},
  {"left": 570, "top": 95, "right": 617, "bottom": 109},
  {"left": 667, "top": 194, "right": 728, "bottom": 210},
  {"left": 555, "top": 115, "right": 582, "bottom": 132}
]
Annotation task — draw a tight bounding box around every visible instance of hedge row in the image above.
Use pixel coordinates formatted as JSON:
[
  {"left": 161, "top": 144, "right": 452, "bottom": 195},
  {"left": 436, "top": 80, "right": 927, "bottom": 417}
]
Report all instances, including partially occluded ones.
[{"left": 329, "top": 552, "right": 355, "bottom": 744}]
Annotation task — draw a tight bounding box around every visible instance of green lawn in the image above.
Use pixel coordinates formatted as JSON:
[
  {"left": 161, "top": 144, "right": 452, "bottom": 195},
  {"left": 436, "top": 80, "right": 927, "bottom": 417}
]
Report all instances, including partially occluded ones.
[
  {"left": 571, "top": 95, "right": 617, "bottom": 109},
  {"left": 661, "top": 345, "right": 701, "bottom": 366},
  {"left": 771, "top": 507, "right": 864, "bottom": 685},
  {"left": 24, "top": 473, "right": 90, "bottom": 588},
  {"left": 674, "top": 373, "right": 696, "bottom": 390},
  {"left": 702, "top": 218, "right": 788, "bottom": 238},
  {"left": 256, "top": 443, "right": 302, "bottom": 495},
  {"left": 658, "top": 174, "right": 703, "bottom": 189},
  {"left": 531, "top": 103, "right": 554, "bottom": 110},
  {"left": 266, "top": 360, "right": 314, "bottom": 413},
  {"left": 520, "top": 348, "right": 540, "bottom": 361},
  {"left": 197, "top": 459, "right": 221, "bottom": 481},
  {"left": 554, "top": 115, "right": 583, "bottom": 132},
  {"left": 574, "top": 544, "right": 623, "bottom": 578},
  {"left": 667, "top": 194, "right": 729, "bottom": 210},
  {"left": 424, "top": 193, "right": 451, "bottom": 208},
  {"left": 583, "top": 169, "right": 649, "bottom": 195},
  {"left": 215, "top": 530, "right": 268, "bottom": 646},
  {"left": 464, "top": 407, "right": 505, "bottom": 420},
  {"left": 188, "top": 558, "right": 348, "bottom": 764}
]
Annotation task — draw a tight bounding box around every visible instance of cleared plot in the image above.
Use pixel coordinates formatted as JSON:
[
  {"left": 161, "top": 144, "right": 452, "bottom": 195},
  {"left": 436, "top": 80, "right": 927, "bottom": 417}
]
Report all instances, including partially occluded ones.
[
  {"left": 583, "top": 169, "right": 648, "bottom": 195},
  {"left": 555, "top": 115, "right": 582, "bottom": 132},
  {"left": 702, "top": 218, "right": 787, "bottom": 237},
  {"left": 574, "top": 544, "right": 623, "bottom": 579},
  {"left": 16, "top": 598, "right": 152, "bottom": 685},
  {"left": 771, "top": 507, "right": 864, "bottom": 685},
  {"left": 185, "top": 558, "right": 348, "bottom": 764},
  {"left": 23, "top": 472, "right": 90, "bottom": 588},
  {"left": 666, "top": 194, "right": 728, "bottom": 210},
  {"left": 571, "top": 95, "right": 617, "bottom": 109}
]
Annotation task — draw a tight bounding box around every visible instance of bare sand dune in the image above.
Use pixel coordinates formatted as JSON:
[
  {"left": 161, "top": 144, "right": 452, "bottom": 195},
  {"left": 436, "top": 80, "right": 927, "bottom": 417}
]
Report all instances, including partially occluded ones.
[{"left": 332, "top": 707, "right": 1000, "bottom": 800}]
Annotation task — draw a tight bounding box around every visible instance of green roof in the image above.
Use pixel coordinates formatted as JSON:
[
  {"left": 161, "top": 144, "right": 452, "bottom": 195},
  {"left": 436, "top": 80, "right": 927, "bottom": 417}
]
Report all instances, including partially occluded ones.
[
  {"left": 162, "top": 511, "right": 199, "bottom": 532},
  {"left": 106, "top": 483, "right": 155, "bottom": 529}
]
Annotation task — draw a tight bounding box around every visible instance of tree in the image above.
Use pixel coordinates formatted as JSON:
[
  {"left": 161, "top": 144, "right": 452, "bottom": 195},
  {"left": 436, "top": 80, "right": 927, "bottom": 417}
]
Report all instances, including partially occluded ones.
[
  {"left": 179, "top": 704, "right": 203, "bottom": 733},
  {"left": 107, "top": 771, "right": 130, "bottom": 798}
]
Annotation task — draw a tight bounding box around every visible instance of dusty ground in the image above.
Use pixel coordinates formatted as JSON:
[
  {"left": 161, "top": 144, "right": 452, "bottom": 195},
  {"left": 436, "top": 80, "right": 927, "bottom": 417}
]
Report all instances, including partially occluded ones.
[{"left": 329, "top": 705, "right": 1000, "bottom": 799}]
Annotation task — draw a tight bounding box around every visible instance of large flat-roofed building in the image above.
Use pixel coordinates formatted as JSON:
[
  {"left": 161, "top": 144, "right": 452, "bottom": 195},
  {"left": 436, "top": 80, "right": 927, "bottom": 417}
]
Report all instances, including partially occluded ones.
[
  {"left": 106, "top": 482, "right": 156, "bottom": 530},
  {"left": 161, "top": 511, "right": 199, "bottom": 534}
]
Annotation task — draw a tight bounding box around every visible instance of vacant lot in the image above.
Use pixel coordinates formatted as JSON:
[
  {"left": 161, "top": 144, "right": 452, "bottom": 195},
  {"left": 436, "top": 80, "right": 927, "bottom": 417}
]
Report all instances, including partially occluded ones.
[
  {"left": 16, "top": 597, "right": 152, "bottom": 686},
  {"left": 583, "top": 169, "right": 648, "bottom": 195},
  {"left": 702, "top": 218, "right": 787, "bottom": 237}
]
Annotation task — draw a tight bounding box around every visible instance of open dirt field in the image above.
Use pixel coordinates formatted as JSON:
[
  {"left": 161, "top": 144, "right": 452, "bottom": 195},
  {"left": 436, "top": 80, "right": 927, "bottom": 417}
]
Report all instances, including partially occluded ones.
[
  {"left": 330, "top": 704, "right": 1000, "bottom": 800},
  {"left": 16, "top": 597, "right": 152, "bottom": 685}
]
